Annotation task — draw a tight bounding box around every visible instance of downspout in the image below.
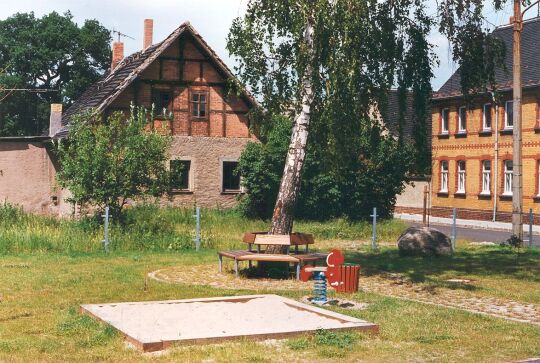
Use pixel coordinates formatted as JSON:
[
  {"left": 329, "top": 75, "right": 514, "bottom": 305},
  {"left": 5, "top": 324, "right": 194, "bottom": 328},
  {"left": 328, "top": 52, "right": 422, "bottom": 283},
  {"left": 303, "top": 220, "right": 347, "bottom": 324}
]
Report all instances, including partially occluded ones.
[{"left": 493, "top": 94, "right": 499, "bottom": 222}]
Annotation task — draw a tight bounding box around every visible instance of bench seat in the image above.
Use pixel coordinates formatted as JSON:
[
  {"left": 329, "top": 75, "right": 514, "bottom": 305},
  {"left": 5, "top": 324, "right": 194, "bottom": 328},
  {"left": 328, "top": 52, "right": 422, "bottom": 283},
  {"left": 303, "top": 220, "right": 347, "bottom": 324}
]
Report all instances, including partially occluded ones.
[{"left": 218, "top": 250, "right": 327, "bottom": 279}]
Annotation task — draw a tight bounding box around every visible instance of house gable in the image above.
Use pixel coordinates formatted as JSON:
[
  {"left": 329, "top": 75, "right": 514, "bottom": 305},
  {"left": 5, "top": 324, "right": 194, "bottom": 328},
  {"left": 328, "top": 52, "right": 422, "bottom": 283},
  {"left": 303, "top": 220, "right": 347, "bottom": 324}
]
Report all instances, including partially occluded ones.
[{"left": 60, "top": 22, "right": 257, "bottom": 139}]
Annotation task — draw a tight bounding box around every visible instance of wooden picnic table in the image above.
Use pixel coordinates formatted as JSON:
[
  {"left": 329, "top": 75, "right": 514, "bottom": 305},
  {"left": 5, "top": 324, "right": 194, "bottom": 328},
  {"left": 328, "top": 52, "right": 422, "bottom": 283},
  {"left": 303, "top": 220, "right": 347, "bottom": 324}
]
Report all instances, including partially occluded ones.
[{"left": 218, "top": 233, "right": 327, "bottom": 279}]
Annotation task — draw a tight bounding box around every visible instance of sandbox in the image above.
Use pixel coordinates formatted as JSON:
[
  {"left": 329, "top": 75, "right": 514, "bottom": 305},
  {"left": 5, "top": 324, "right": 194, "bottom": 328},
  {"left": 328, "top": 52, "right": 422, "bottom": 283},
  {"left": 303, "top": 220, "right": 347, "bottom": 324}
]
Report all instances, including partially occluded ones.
[{"left": 81, "top": 294, "right": 378, "bottom": 352}]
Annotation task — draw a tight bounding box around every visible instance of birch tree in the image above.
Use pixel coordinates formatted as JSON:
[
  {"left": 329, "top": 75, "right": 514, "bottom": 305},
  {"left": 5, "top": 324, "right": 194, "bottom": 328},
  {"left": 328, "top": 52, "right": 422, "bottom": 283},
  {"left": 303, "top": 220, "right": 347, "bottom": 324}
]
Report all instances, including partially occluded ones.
[{"left": 228, "top": 0, "right": 506, "bottom": 237}]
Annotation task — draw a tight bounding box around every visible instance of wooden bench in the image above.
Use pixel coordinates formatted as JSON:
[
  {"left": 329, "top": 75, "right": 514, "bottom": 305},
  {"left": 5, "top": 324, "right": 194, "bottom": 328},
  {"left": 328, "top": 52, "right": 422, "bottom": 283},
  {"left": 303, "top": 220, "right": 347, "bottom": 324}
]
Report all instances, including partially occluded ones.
[{"left": 218, "top": 233, "right": 328, "bottom": 279}]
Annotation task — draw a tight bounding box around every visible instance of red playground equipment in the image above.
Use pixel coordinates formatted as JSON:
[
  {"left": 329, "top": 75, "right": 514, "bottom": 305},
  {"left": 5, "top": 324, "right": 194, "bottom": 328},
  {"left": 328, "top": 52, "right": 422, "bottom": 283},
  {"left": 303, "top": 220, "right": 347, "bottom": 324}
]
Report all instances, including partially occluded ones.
[{"left": 299, "top": 249, "right": 360, "bottom": 303}]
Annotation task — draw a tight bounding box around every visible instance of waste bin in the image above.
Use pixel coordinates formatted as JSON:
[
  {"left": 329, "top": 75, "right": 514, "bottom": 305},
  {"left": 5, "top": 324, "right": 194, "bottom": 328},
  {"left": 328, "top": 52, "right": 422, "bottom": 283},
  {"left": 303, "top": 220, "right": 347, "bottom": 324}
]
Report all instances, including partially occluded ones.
[{"left": 333, "top": 265, "right": 360, "bottom": 293}]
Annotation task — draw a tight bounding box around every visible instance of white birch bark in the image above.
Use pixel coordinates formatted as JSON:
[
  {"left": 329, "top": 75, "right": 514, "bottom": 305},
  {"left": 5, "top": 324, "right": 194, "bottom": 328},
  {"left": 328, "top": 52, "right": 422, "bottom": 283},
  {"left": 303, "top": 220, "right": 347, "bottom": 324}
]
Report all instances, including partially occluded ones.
[{"left": 269, "top": 18, "right": 315, "bottom": 236}]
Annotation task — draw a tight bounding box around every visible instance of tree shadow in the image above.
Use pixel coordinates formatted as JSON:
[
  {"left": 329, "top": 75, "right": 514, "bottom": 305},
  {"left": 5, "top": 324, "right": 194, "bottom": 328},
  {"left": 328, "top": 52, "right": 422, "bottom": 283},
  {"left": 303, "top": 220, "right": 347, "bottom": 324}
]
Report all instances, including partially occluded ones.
[{"left": 344, "top": 247, "right": 540, "bottom": 283}]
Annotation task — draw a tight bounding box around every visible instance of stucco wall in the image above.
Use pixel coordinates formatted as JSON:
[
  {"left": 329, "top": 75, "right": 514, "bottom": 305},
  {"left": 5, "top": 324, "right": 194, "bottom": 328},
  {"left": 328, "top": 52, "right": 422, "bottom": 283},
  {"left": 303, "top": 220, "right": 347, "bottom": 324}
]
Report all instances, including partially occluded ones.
[
  {"left": 0, "top": 141, "right": 71, "bottom": 215},
  {"left": 396, "top": 180, "right": 430, "bottom": 209},
  {"left": 165, "top": 136, "right": 255, "bottom": 208}
]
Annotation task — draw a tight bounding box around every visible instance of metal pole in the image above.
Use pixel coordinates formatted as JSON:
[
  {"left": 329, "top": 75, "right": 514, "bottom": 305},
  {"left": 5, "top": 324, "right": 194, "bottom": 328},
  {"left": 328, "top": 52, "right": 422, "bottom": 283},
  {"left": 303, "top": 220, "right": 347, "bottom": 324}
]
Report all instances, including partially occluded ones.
[
  {"left": 427, "top": 180, "right": 431, "bottom": 227},
  {"left": 102, "top": 206, "right": 110, "bottom": 253},
  {"left": 195, "top": 206, "right": 201, "bottom": 251},
  {"left": 493, "top": 100, "right": 499, "bottom": 222},
  {"left": 371, "top": 207, "right": 377, "bottom": 250},
  {"left": 529, "top": 208, "right": 533, "bottom": 248},
  {"left": 512, "top": 0, "right": 523, "bottom": 241},
  {"left": 451, "top": 208, "right": 457, "bottom": 251},
  {"left": 422, "top": 185, "right": 428, "bottom": 225}
]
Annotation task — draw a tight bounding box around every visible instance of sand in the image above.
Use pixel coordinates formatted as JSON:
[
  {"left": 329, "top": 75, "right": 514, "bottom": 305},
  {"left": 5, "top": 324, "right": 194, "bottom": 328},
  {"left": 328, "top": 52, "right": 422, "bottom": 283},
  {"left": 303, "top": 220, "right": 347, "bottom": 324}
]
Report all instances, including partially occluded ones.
[{"left": 81, "top": 294, "right": 377, "bottom": 351}]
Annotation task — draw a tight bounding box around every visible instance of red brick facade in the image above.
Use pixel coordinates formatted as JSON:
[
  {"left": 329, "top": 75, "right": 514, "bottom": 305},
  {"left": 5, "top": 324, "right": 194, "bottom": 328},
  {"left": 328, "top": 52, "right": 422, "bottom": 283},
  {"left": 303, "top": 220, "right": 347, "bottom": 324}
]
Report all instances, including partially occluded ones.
[{"left": 430, "top": 89, "right": 540, "bottom": 222}]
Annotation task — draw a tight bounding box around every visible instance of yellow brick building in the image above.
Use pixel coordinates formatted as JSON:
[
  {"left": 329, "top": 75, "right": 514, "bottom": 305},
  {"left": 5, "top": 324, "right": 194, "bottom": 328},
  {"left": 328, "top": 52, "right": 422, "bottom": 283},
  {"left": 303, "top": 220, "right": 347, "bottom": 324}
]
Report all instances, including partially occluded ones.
[{"left": 430, "top": 18, "right": 540, "bottom": 222}]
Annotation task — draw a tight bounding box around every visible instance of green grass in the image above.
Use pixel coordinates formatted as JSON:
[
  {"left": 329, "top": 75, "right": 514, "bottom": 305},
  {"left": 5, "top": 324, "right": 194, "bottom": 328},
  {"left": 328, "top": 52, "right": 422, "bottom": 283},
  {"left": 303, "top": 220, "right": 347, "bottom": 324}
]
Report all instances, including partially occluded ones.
[
  {"left": 348, "top": 245, "right": 540, "bottom": 303},
  {"left": 0, "top": 252, "right": 539, "bottom": 362},
  {"left": 0, "top": 205, "right": 539, "bottom": 361},
  {"left": 0, "top": 203, "right": 407, "bottom": 254}
]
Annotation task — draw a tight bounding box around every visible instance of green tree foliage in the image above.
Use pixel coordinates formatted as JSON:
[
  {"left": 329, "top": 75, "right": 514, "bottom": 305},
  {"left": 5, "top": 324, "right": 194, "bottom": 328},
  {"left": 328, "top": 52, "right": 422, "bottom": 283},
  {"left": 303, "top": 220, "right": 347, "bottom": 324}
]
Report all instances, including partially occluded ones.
[
  {"left": 229, "top": 0, "right": 509, "bottom": 222},
  {"left": 0, "top": 11, "right": 111, "bottom": 136},
  {"left": 238, "top": 116, "right": 414, "bottom": 220},
  {"left": 55, "top": 107, "right": 172, "bottom": 218},
  {"left": 237, "top": 116, "right": 291, "bottom": 218}
]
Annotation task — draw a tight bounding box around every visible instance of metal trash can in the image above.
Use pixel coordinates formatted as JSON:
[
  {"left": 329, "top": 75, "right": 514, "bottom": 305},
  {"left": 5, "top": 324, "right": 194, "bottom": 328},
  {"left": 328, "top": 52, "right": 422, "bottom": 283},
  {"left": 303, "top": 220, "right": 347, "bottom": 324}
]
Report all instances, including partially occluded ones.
[{"left": 333, "top": 265, "right": 360, "bottom": 293}]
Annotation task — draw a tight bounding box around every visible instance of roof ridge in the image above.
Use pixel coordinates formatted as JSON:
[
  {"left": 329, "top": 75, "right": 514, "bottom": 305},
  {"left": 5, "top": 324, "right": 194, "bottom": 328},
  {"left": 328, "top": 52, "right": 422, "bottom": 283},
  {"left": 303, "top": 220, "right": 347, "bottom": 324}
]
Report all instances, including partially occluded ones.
[
  {"left": 496, "top": 15, "right": 540, "bottom": 30},
  {"left": 435, "top": 17, "right": 540, "bottom": 98}
]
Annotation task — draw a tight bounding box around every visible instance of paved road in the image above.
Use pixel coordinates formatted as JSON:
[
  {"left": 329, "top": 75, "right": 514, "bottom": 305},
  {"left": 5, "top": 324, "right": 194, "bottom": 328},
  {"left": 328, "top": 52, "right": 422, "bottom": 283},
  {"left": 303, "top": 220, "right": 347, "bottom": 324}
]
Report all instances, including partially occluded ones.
[{"left": 409, "top": 222, "right": 540, "bottom": 247}]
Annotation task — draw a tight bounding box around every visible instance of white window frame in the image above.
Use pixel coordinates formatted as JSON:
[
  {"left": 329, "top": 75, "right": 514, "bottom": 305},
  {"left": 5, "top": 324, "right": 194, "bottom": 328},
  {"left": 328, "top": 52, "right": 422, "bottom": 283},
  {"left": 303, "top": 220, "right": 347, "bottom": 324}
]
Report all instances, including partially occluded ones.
[
  {"left": 440, "top": 161, "right": 449, "bottom": 193},
  {"left": 503, "top": 160, "right": 513, "bottom": 196},
  {"left": 481, "top": 160, "right": 491, "bottom": 195},
  {"left": 457, "top": 160, "right": 466, "bottom": 193},
  {"left": 169, "top": 158, "right": 194, "bottom": 192},
  {"left": 458, "top": 106, "right": 467, "bottom": 132},
  {"left": 483, "top": 103, "right": 492, "bottom": 130},
  {"left": 505, "top": 101, "right": 514, "bottom": 129},
  {"left": 441, "top": 108, "right": 449, "bottom": 134}
]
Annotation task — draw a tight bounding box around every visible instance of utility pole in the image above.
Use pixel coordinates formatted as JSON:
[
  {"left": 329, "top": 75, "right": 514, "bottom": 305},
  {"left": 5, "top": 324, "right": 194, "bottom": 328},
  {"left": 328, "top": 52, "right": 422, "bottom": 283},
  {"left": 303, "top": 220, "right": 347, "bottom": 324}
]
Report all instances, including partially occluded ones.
[
  {"left": 512, "top": 0, "right": 540, "bottom": 242},
  {"left": 511, "top": 0, "right": 523, "bottom": 241}
]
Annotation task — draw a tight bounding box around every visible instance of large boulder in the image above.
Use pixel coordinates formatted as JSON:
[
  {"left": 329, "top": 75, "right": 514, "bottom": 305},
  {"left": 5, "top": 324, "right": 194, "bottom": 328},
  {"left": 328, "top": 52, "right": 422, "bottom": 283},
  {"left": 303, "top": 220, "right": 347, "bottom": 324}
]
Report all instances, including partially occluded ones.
[{"left": 397, "top": 227, "right": 452, "bottom": 256}]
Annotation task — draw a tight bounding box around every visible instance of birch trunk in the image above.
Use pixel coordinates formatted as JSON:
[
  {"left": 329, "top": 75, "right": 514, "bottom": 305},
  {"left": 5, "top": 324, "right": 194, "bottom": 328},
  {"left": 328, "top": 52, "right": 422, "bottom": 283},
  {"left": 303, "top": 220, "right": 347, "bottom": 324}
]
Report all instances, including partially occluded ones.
[{"left": 269, "top": 19, "right": 315, "bottom": 240}]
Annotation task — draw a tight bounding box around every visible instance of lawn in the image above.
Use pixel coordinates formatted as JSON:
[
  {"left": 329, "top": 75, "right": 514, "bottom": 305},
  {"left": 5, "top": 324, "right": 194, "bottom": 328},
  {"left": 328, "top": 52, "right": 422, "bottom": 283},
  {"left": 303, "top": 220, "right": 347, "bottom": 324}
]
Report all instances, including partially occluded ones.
[{"left": 0, "top": 205, "right": 539, "bottom": 362}]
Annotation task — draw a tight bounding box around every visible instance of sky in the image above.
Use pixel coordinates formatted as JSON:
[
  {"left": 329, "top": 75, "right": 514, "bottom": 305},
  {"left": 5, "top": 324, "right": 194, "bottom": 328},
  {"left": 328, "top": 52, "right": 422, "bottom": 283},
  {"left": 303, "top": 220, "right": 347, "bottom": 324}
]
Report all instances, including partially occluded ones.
[{"left": 0, "top": 0, "right": 525, "bottom": 90}]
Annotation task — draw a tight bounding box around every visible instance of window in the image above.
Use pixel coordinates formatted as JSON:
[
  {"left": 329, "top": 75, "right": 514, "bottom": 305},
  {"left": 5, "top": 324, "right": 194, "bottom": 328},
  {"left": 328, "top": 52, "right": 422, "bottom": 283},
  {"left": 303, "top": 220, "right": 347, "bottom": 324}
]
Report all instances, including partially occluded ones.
[
  {"left": 170, "top": 160, "right": 191, "bottom": 191},
  {"left": 505, "top": 101, "right": 514, "bottom": 129},
  {"left": 457, "top": 160, "right": 466, "bottom": 193},
  {"left": 483, "top": 104, "right": 492, "bottom": 130},
  {"left": 481, "top": 160, "right": 491, "bottom": 195},
  {"left": 440, "top": 161, "right": 449, "bottom": 193},
  {"left": 458, "top": 106, "right": 467, "bottom": 132},
  {"left": 152, "top": 90, "right": 172, "bottom": 116},
  {"left": 441, "top": 108, "right": 449, "bottom": 134},
  {"left": 504, "top": 160, "right": 513, "bottom": 195},
  {"left": 222, "top": 161, "right": 241, "bottom": 192},
  {"left": 191, "top": 91, "right": 208, "bottom": 119},
  {"left": 537, "top": 160, "right": 540, "bottom": 196}
]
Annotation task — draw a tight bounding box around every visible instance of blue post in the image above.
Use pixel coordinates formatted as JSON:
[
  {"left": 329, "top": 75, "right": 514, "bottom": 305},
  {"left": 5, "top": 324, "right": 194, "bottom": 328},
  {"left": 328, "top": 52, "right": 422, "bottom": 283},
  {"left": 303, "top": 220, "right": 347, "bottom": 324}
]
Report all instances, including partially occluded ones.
[
  {"left": 195, "top": 207, "right": 201, "bottom": 251},
  {"left": 451, "top": 208, "right": 457, "bottom": 251},
  {"left": 371, "top": 207, "right": 378, "bottom": 250},
  {"left": 529, "top": 208, "right": 533, "bottom": 248},
  {"left": 102, "top": 206, "right": 110, "bottom": 253}
]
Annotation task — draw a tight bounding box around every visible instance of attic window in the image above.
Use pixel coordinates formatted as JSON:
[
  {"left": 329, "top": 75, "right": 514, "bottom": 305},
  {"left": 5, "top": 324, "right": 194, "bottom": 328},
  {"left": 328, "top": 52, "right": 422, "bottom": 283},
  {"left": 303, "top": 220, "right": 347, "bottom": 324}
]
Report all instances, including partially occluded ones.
[
  {"left": 152, "top": 90, "right": 173, "bottom": 116},
  {"left": 191, "top": 91, "right": 208, "bottom": 119}
]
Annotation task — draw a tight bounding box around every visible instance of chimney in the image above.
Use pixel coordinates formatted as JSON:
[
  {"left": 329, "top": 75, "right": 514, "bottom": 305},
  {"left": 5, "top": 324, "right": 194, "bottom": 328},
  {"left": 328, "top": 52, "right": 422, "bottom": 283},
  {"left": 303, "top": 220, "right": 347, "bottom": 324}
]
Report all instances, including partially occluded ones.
[
  {"left": 111, "top": 41, "right": 124, "bottom": 71},
  {"left": 49, "top": 104, "right": 62, "bottom": 138},
  {"left": 144, "top": 19, "right": 153, "bottom": 50}
]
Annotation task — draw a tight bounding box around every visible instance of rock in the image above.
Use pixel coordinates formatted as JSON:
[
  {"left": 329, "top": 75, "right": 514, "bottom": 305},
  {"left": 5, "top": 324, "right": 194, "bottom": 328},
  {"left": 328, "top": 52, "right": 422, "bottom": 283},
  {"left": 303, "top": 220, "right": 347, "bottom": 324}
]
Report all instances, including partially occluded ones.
[{"left": 397, "top": 227, "right": 452, "bottom": 256}]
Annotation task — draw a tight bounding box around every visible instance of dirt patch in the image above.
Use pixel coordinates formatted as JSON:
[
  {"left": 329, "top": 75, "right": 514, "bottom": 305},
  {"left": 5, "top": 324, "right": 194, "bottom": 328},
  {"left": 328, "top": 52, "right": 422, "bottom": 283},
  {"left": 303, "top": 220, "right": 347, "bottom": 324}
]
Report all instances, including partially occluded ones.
[
  {"left": 150, "top": 264, "right": 309, "bottom": 291},
  {"left": 151, "top": 265, "right": 540, "bottom": 326}
]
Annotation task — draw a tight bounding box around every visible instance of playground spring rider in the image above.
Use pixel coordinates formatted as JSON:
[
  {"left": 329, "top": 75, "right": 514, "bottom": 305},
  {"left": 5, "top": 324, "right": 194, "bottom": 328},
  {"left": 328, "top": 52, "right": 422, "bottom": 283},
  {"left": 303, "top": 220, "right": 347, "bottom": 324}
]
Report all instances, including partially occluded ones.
[{"left": 300, "top": 249, "right": 357, "bottom": 305}]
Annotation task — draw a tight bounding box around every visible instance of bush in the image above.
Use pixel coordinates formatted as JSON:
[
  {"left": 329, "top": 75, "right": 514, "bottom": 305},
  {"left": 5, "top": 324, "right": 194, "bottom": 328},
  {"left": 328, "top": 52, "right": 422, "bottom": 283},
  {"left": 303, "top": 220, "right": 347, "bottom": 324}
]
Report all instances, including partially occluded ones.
[
  {"left": 237, "top": 116, "right": 414, "bottom": 221},
  {"left": 55, "top": 107, "right": 172, "bottom": 220},
  {"left": 501, "top": 234, "right": 523, "bottom": 249}
]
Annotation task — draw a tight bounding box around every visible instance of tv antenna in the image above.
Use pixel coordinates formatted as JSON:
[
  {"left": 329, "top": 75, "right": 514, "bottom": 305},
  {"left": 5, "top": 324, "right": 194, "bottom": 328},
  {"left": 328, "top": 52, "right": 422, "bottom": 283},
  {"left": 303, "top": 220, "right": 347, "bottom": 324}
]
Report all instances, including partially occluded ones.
[{"left": 112, "top": 29, "right": 135, "bottom": 42}]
